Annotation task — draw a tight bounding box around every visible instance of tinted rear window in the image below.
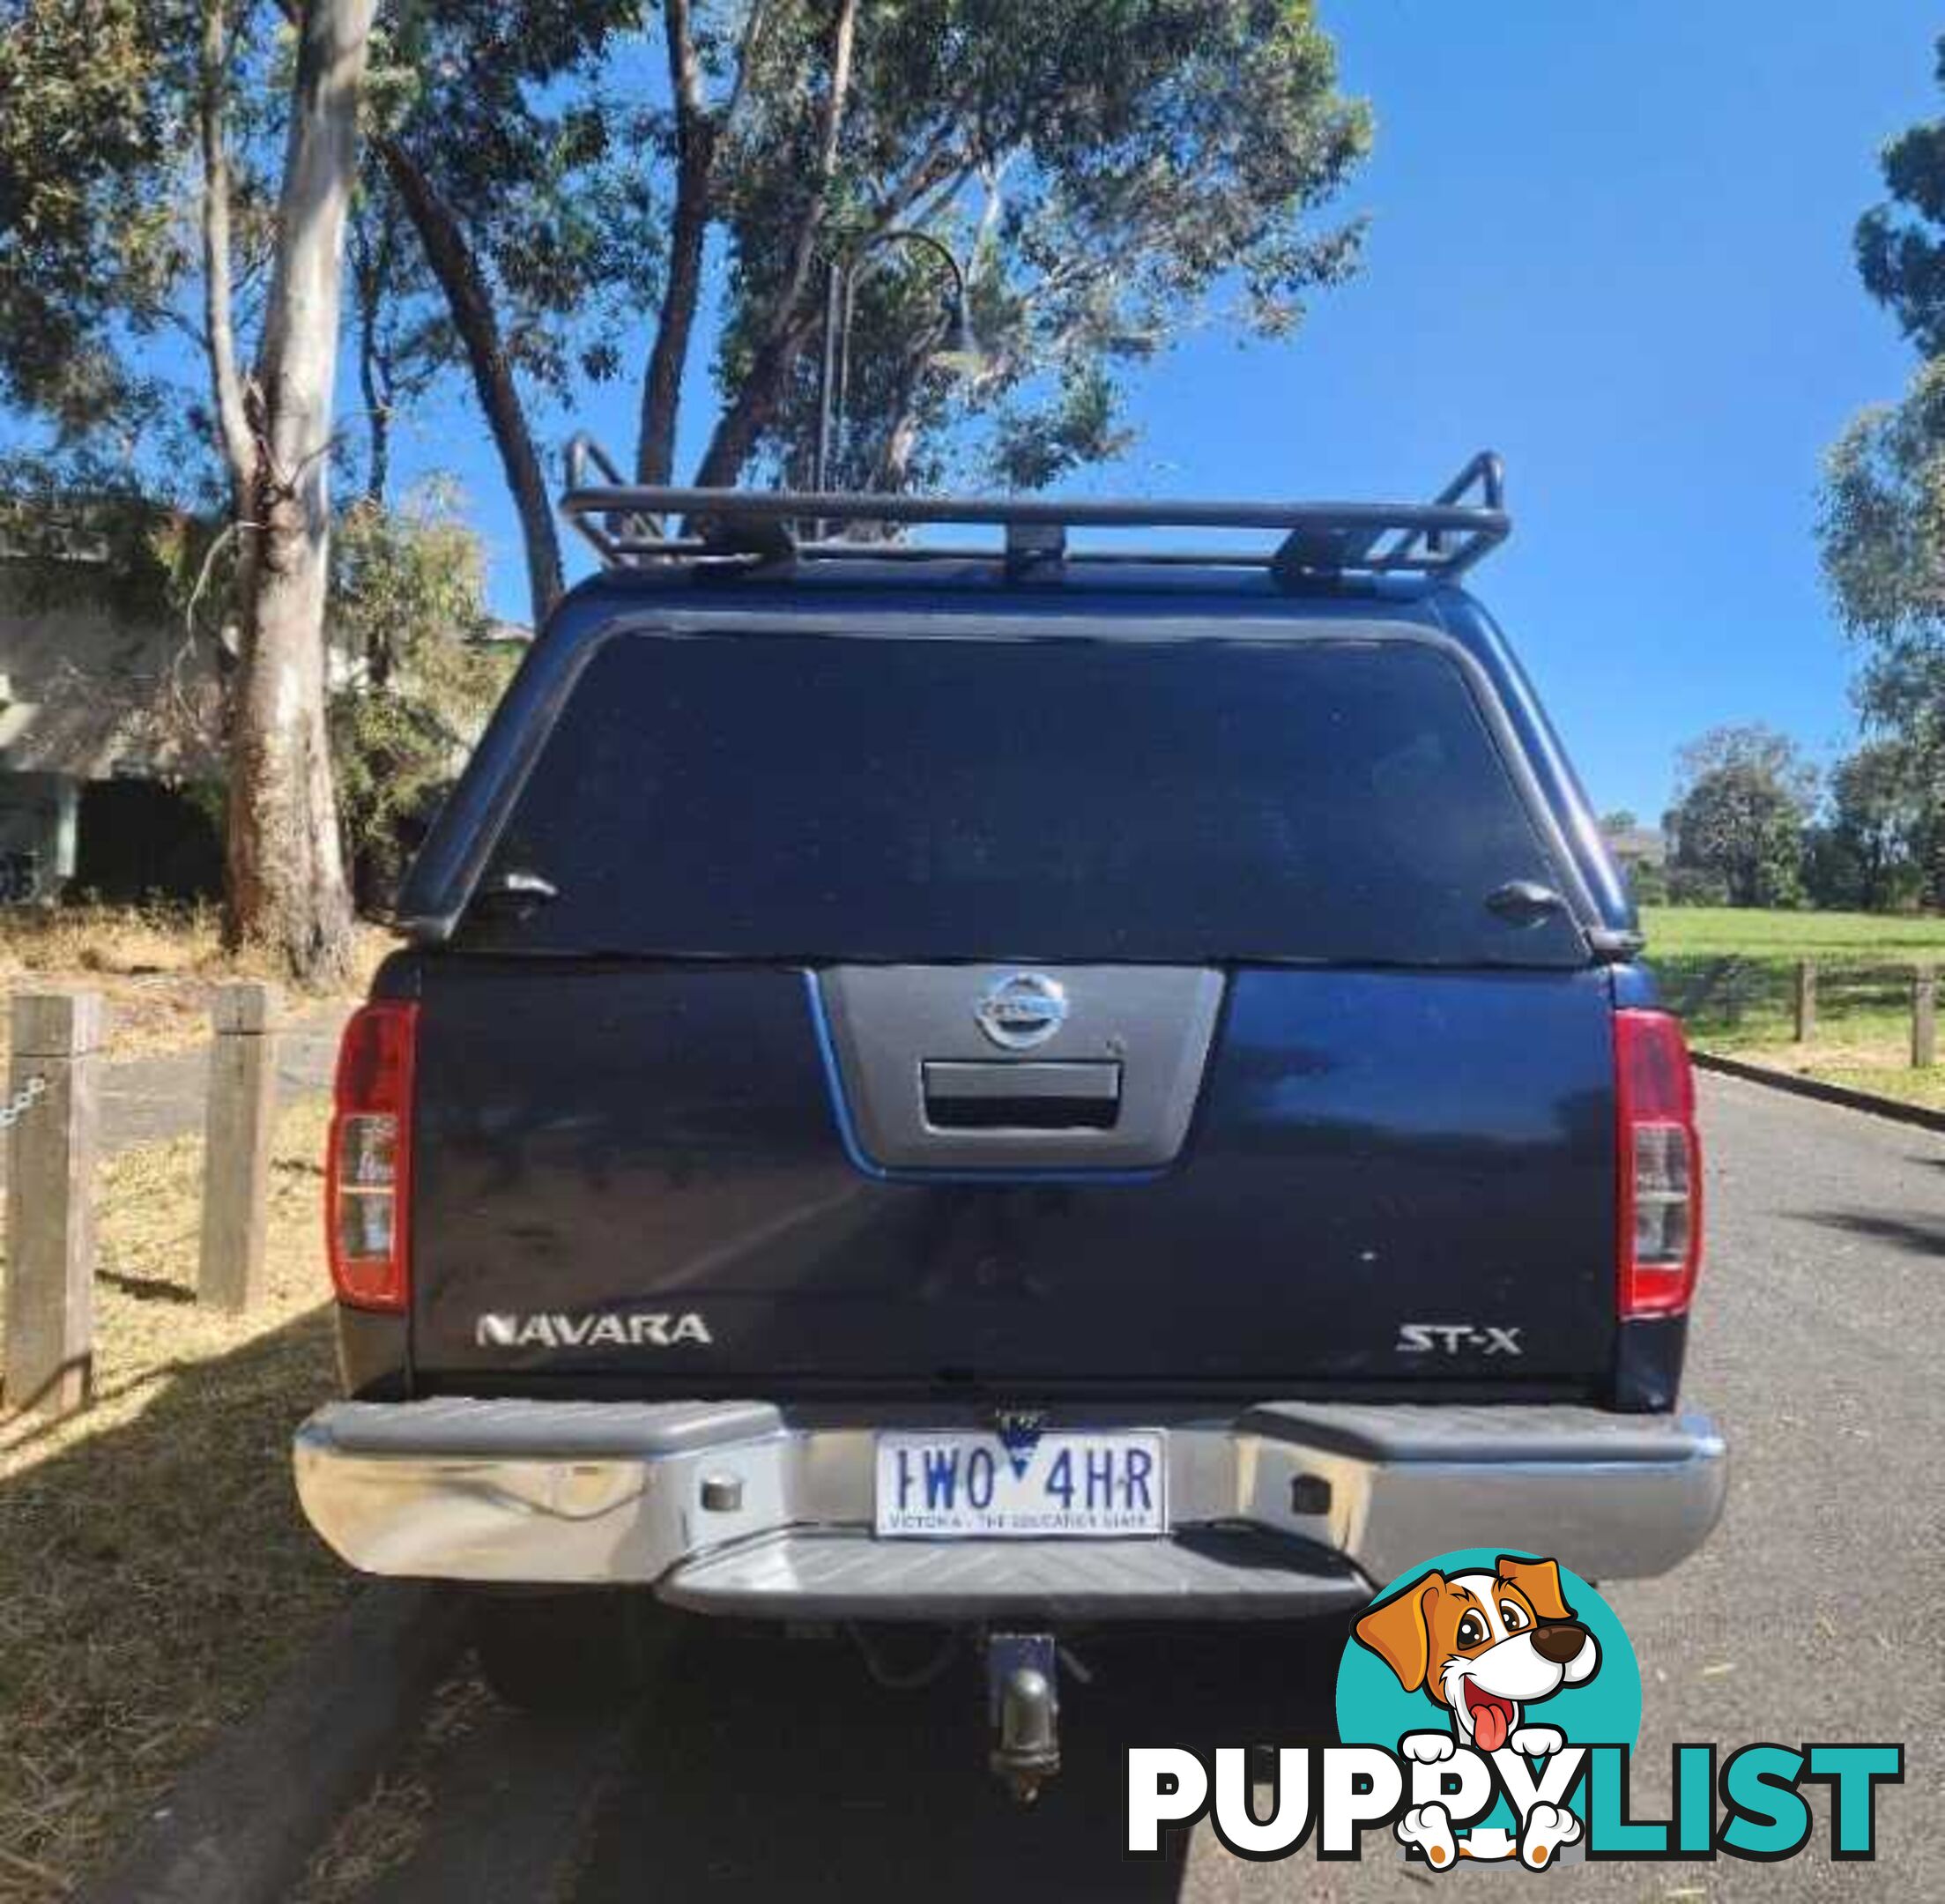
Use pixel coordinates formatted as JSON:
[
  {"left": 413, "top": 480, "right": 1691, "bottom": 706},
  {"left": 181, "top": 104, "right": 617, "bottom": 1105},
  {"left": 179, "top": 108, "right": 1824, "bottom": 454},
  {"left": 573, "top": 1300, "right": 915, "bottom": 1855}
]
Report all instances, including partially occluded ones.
[{"left": 461, "top": 629, "right": 1585, "bottom": 965}]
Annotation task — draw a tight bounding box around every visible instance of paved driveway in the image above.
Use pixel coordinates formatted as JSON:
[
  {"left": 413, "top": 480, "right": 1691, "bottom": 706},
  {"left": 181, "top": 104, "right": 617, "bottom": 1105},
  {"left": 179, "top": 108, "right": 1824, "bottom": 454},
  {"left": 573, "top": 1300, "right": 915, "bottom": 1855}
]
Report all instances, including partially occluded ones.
[{"left": 317, "top": 1075, "right": 1945, "bottom": 1901}]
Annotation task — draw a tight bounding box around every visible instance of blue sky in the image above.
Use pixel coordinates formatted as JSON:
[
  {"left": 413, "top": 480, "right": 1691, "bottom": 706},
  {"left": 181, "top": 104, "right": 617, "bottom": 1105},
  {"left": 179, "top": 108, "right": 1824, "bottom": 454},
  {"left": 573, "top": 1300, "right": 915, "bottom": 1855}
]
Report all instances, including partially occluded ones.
[
  {"left": 1134, "top": 0, "right": 1944, "bottom": 826},
  {"left": 103, "top": 2, "right": 1945, "bottom": 826}
]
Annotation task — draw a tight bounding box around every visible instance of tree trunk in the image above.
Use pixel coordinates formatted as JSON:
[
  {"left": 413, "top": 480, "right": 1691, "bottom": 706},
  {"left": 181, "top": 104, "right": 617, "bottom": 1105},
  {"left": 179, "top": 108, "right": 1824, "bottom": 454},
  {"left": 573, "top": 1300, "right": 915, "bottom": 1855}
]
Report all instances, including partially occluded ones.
[
  {"left": 635, "top": 0, "right": 715, "bottom": 483},
  {"left": 636, "top": 148, "right": 712, "bottom": 484},
  {"left": 223, "top": 0, "right": 371, "bottom": 985},
  {"left": 380, "top": 135, "right": 563, "bottom": 627},
  {"left": 691, "top": 311, "right": 823, "bottom": 487}
]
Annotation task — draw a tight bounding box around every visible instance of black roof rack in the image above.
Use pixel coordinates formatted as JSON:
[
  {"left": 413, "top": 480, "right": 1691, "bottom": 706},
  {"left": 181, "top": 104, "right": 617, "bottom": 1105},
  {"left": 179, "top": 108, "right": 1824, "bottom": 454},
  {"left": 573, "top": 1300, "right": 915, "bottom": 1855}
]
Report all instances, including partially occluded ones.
[{"left": 559, "top": 435, "right": 1509, "bottom": 586}]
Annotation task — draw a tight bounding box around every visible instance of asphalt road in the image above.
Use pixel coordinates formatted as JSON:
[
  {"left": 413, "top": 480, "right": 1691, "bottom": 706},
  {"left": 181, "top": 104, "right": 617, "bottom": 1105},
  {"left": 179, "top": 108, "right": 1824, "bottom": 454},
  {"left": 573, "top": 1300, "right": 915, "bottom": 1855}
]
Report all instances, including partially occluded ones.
[
  {"left": 332, "top": 1075, "right": 1943, "bottom": 1901},
  {"left": 94, "top": 1006, "right": 347, "bottom": 1153}
]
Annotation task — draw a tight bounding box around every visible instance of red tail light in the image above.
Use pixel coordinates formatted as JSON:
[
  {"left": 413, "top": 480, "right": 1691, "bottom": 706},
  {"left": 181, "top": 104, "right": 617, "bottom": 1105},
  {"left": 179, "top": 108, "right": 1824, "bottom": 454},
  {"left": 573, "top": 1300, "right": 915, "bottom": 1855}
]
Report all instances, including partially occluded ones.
[
  {"left": 1615, "top": 1008, "right": 1702, "bottom": 1319},
  {"left": 327, "top": 1001, "right": 418, "bottom": 1311}
]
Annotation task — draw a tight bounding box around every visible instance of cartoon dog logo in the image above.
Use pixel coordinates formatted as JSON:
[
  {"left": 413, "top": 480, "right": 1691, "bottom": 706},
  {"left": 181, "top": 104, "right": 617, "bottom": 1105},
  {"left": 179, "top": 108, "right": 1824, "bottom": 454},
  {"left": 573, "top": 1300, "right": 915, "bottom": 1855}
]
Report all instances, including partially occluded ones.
[{"left": 1353, "top": 1554, "right": 1600, "bottom": 1870}]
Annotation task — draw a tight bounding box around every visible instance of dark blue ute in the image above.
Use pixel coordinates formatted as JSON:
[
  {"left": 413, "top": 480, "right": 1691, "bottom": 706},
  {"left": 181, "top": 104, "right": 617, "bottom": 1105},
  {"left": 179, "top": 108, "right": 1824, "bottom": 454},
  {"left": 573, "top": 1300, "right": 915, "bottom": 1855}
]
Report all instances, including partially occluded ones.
[{"left": 367, "top": 465, "right": 1690, "bottom": 1412}]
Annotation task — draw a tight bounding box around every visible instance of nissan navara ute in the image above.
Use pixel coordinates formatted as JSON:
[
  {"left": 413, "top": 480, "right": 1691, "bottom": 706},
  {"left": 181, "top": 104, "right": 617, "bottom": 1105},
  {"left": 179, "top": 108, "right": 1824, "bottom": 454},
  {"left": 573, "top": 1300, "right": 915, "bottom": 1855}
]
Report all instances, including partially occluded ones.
[{"left": 295, "top": 446, "right": 1725, "bottom": 1796}]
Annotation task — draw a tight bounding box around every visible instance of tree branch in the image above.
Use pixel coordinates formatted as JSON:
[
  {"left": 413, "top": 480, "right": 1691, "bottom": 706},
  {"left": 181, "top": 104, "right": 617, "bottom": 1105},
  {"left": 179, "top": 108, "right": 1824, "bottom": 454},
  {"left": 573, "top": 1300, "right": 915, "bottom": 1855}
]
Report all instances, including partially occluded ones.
[
  {"left": 720, "top": 0, "right": 775, "bottom": 134},
  {"left": 635, "top": 0, "right": 716, "bottom": 480},
  {"left": 198, "top": 0, "right": 254, "bottom": 510},
  {"left": 378, "top": 133, "right": 562, "bottom": 625},
  {"left": 350, "top": 207, "right": 392, "bottom": 501}
]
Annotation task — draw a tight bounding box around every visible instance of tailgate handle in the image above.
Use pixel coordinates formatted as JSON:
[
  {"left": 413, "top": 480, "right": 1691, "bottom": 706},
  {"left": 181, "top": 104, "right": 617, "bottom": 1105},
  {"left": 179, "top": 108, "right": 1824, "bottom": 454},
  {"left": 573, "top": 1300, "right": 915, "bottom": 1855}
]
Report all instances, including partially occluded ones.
[{"left": 921, "top": 1060, "right": 1122, "bottom": 1132}]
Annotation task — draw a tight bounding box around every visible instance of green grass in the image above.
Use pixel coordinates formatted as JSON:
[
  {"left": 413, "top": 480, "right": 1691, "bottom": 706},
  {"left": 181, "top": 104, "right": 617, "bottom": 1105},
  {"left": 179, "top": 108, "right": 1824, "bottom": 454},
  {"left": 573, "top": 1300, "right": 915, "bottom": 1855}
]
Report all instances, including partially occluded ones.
[
  {"left": 1638, "top": 905, "right": 1945, "bottom": 958},
  {"left": 1634, "top": 906, "right": 1945, "bottom": 1106}
]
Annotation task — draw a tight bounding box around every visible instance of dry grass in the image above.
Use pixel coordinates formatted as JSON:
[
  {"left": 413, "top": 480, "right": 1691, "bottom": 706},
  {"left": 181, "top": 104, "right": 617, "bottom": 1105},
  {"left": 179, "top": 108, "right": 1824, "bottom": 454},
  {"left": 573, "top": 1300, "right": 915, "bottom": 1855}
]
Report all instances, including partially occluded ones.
[
  {"left": 0, "top": 1100, "right": 354, "bottom": 1902},
  {"left": 1725, "top": 1036, "right": 1945, "bottom": 1111},
  {"left": 291, "top": 1670, "right": 497, "bottom": 1904},
  {"left": 0, "top": 904, "right": 391, "bottom": 1066}
]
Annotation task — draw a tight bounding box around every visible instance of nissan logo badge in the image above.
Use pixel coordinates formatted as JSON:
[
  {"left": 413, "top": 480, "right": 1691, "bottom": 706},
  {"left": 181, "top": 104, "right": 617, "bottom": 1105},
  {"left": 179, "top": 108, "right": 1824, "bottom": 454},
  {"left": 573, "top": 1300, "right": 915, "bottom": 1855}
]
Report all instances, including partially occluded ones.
[{"left": 976, "top": 971, "right": 1069, "bottom": 1052}]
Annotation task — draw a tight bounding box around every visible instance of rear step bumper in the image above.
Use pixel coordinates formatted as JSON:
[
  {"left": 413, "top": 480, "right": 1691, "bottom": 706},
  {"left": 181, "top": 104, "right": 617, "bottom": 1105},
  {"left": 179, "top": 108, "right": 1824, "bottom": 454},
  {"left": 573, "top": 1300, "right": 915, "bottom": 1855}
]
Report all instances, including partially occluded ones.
[
  {"left": 293, "top": 1400, "right": 1726, "bottom": 1614},
  {"left": 658, "top": 1527, "right": 1369, "bottom": 1621}
]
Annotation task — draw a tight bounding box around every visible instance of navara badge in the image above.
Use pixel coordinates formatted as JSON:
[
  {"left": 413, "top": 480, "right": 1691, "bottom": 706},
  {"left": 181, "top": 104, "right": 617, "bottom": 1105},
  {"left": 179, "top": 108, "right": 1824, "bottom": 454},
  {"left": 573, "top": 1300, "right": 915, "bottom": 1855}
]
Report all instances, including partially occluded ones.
[{"left": 976, "top": 971, "right": 1068, "bottom": 1051}]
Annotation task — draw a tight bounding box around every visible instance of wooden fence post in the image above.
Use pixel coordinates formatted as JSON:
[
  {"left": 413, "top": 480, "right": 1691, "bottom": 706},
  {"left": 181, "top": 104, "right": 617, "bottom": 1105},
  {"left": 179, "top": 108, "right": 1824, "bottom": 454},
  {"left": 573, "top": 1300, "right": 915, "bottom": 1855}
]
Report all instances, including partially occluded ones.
[
  {"left": 2, "top": 991, "right": 102, "bottom": 1418},
  {"left": 1913, "top": 966, "right": 1937, "bottom": 1070},
  {"left": 198, "top": 981, "right": 281, "bottom": 1312},
  {"left": 1793, "top": 959, "right": 1818, "bottom": 1044}
]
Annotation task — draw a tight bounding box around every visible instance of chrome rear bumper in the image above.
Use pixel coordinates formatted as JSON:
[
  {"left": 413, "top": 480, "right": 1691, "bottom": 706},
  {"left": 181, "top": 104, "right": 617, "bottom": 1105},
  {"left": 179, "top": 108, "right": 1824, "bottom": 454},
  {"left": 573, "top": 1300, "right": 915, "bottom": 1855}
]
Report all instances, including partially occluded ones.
[{"left": 293, "top": 1399, "right": 1726, "bottom": 1615}]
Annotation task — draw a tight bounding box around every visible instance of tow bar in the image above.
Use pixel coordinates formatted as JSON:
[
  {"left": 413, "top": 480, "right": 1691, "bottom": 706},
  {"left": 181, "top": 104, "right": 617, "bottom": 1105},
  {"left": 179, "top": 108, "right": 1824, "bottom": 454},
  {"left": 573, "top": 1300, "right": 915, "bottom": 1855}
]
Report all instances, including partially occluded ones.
[{"left": 986, "top": 1632, "right": 1060, "bottom": 1802}]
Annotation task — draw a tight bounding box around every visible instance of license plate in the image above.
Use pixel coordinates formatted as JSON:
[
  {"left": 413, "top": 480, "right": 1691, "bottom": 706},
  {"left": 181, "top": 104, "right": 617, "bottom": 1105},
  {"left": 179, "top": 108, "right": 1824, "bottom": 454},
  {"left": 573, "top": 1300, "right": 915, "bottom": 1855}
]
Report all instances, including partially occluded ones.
[{"left": 874, "top": 1431, "right": 1167, "bottom": 1537}]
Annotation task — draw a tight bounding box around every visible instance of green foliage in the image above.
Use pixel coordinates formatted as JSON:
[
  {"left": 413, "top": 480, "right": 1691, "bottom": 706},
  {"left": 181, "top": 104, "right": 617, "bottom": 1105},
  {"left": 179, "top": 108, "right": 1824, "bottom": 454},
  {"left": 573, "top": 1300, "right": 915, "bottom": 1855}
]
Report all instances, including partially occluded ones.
[
  {"left": 0, "top": 444, "right": 219, "bottom": 625},
  {"left": 4, "top": 0, "right": 1370, "bottom": 648},
  {"left": 729, "top": 0, "right": 1371, "bottom": 491},
  {"left": 366, "top": 1, "right": 664, "bottom": 403},
  {"left": 1801, "top": 740, "right": 1932, "bottom": 911},
  {"left": 0, "top": 0, "right": 190, "bottom": 431},
  {"left": 1, "top": 0, "right": 664, "bottom": 508},
  {"left": 326, "top": 487, "right": 517, "bottom": 898},
  {"left": 1821, "top": 40, "right": 1945, "bottom": 909},
  {"left": 1624, "top": 858, "right": 1669, "bottom": 907},
  {"left": 1821, "top": 359, "right": 1945, "bottom": 649},
  {"left": 1855, "top": 35, "right": 1945, "bottom": 360},
  {"left": 1666, "top": 725, "right": 1817, "bottom": 910},
  {"left": 1661, "top": 864, "right": 1729, "bottom": 908},
  {"left": 1821, "top": 378, "right": 1945, "bottom": 906}
]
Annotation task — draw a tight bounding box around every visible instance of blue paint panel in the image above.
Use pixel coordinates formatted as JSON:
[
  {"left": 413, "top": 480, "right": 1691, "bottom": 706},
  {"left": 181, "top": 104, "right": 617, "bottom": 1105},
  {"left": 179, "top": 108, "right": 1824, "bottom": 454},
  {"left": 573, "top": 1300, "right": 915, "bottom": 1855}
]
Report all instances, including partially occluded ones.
[{"left": 406, "top": 958, "right": 1616, "bottom": 1390}]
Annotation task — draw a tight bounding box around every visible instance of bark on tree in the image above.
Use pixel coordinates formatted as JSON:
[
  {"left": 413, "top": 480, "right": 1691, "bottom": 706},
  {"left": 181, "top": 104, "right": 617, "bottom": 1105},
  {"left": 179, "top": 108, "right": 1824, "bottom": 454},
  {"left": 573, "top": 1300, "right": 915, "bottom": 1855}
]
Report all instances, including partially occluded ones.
[
  {"left": 379, "top": 135, "right": 563, "bottom": 626},
  {"left": 635, "top": 0, "right": 715, "bottom": 483},
  {"left": 222, "top": 0, "right": 371, "bottom": 984}
]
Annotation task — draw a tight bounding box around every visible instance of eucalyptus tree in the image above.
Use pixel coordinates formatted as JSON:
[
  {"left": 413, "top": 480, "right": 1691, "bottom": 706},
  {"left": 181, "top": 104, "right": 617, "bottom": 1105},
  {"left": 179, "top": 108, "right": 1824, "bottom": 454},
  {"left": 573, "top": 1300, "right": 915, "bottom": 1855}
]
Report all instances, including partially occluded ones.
[
  {"left": 213, "top": 0, "right": 378, "bottom": 978},
  {"left": 647, "top": 0, "right": 1371, "bottom": 495},
  {"left": 360, "top": 0, "right": 663, "bottom": 623},
  {"left": 1821, "top": 33, "right": 1945, "bottom": 904},
  {"left": 3, "top": 0, "right": 380, "bottom": 977}
]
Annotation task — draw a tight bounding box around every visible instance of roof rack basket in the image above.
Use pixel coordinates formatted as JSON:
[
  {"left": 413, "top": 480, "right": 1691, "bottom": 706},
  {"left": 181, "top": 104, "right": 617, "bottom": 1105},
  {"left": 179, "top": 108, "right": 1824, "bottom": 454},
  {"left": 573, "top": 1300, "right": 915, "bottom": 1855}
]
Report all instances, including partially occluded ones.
[{"left": 558, "top": 436, "right": 1509, "bottom": 586}]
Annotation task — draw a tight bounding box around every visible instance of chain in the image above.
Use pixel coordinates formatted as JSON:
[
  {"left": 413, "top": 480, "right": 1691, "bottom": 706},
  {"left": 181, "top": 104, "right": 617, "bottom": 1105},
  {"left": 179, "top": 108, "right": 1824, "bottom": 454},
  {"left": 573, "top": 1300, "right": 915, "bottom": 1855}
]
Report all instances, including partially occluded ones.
[{"left": 0, "top": 1075, "right": 47, "bottom": 1129}]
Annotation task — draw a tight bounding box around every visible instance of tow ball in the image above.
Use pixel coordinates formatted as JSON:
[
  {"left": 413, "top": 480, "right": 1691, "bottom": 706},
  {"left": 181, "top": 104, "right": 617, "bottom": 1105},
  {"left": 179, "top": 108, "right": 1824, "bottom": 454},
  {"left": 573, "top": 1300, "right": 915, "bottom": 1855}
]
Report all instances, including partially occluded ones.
[{"left": 986, "top": 1632, "right": 1060, "bottom": 1803}]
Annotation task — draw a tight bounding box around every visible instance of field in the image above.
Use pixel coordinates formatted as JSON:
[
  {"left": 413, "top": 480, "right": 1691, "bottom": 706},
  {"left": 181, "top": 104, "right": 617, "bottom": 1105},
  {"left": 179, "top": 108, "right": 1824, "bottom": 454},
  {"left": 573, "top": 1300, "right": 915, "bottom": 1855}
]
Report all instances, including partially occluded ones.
[
  {"left": 1638, "top": 904, "right": 1945, "bottom": 958},
  {"left": 1638, "top": 905, "right": 1945, "bottom": 1108}
]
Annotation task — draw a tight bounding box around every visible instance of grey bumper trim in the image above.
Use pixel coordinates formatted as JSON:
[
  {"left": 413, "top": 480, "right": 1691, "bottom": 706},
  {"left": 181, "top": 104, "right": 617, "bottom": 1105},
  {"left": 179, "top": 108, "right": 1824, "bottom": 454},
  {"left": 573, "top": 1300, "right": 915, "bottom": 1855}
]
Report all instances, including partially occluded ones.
[
  {"left": 293, "top": 1400, "right": 1726, "bottom": 1610},
  {"left": 658, "top": 1528, "right": 1370, "bottom": 1622}
]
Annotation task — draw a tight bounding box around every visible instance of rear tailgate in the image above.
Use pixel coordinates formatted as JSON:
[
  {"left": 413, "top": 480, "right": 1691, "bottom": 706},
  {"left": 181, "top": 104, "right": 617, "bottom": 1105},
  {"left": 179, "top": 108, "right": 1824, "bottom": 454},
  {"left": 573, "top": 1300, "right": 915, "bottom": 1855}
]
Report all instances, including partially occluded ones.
[
  {"left": 403, "top": 620, "right": 1618, "bottom": 1394},
  {"left": 408, "top": 958, "right": 1615, "bottom": 1386}
]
